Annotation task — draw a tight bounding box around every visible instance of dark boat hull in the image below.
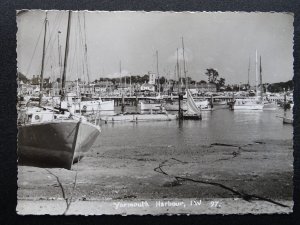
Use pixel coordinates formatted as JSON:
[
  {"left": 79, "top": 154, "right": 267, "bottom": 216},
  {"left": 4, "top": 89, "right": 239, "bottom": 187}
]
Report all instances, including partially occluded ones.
[
  {"left": 18, "top": 120, "right": 100, "bottom": 169},
  {"left": 182, "top": 113, "right": 202, "bottom": 120}
]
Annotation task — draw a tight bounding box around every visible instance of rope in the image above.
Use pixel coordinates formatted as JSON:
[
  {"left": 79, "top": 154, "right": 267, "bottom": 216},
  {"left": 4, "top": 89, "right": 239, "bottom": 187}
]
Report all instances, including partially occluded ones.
[
  {"left": 25, "top": 22, "right": 44, "bottom": 76},
  {"left": 154, "top": 158, "right": 290, "bottom": 208}
]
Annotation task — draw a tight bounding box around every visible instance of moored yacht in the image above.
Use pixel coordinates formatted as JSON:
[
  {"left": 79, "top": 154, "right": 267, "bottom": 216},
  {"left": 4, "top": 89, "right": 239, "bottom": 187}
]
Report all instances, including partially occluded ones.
[{"left": 18, "top": 11, "right": 101, "bottom": 170}]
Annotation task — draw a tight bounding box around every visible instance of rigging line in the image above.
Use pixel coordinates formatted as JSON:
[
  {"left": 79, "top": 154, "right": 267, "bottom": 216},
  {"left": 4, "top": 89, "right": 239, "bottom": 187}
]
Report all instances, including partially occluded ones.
[
  {"left": 78, "top": 14, "right": 85, "bottom": 83},
  {"left": 68, "top": 15, "right": 79, "bottom": 82},
  {"left": 24, "top": 22, "right": 44, "bottom": 76},
  {"left": 77, "top": 12, "right": 90, "bottom": 83},
  {"left": 42, "top": 14, "right": 59, "bottom": 66},
  {"left": 83, "top": 12, "right": 90, "bottom": 83},
  {"left": 76, "top": 13, "right": 85, "bottom": 80},
  {"left": 44, "top": 12, "right": 64, "bottom": 69},
  {"left": 44, "top": 12, "right": 64, "bottom": 54}
]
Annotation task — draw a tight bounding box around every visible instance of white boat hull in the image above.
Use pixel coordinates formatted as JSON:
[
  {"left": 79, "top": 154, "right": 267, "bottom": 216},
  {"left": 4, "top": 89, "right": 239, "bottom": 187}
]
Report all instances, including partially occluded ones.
[
  {"left": 233, "top": 104, "right": 264, "bottom": 110},
  {"left": 100, "top": 113, "right": 177, "bottom": 122},
  {"left": 75, "top": 100, "right": 114, "bottom": 112},
  {"left": 140, "top": 102, "right": 162, "bottom": 111},
  {"left": 232, "top": 99, "right": 264, "bottom": 110}
]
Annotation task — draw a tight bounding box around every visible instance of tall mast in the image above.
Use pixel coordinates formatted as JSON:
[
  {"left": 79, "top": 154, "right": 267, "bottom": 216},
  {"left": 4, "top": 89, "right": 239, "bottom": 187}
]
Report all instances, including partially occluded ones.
[
  {"left": 83, "top": 12, "right": 90, "bottom": 84},
  {"left": 176, "top": 48, "right": 181, "bottom": 118},
  {"left": 255, "top": 50, "right": 258, "bottom": 97},
  {"left": 119, "top": 60, "right": 122, "bottom": 89},
  {"left": 129, "top": 73, "right": 132, "bottom": 97},
  {"left": 176, "top": 49, "right": 180, "bottom": 93},
  {"left": 247, "top": 56, "right": 250, "bottom": 88},
  {"left": 61, "top": 11, "right": 72, "bottom": 100},
  {"left": 156, "top": 50, "right": 160, "bottom": 94},
  {"left": 182, "top": 37, "right": 188, "bottom": 90},
  {"left": 39, "top": 12, "right": 48, "bottom": 107},
  {"left": 57, "top": 31, "right": 62, "bottom": 82},
  {"left": 260, "top": 56, "right": 263, "bottom": 100}
]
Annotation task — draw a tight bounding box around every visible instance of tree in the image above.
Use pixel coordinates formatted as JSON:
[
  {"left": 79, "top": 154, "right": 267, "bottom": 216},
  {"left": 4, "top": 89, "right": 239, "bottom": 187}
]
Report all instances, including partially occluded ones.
[
  {"left": 218, "top": 77, "right": 225, "bottom": 87},
  {"left": 267, "top": 80, "right": 293, "bottom": 93},
  {"left": 197, "top": 80, "right": 207, "bottom": 85},
  {"left": 225, "top": 85, "right": 233, "bottom": 91},
  {"left": 56, "top": 77, "right": 61, "bottom": 83},
  {"left": 205, "top": 68, "right": 219, "bottom": 83},
  {"left": 142, "top": 74, "right": 149, "bottom": 83}
]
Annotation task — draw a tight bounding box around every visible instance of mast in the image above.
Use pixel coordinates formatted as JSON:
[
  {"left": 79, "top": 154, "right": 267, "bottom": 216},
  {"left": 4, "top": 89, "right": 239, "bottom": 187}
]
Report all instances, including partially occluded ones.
[
  {"left": 182, "top": 37, "right": 188, "bottom": 91},
  {"left": 39, "top": 12, "right": 48, "bottom": 107},
  {"left": 130, "top": 73, "right": 132, "bottom": 97},
  {"left": 247, "top": 56, "right": 250, "bottom": 88},
  {"left": 119, "top": 60, "right": 122, "bottom": 92},
  {"left": 255, "top": 50, "right": 258, "bottom": 97},
  {"left": 156, "top": 50, "right": 160, "bottom": 95},
  {"left": 260, "top": 56, "right": 263, "bottom": 101},
  {"left": 61, "top": 11, "right": 72, "bottom": 100},
  {"left": 83, "top": 12, "right": 90, "bottom": 84},
  {"left": 177, "top": 48, "right": 181, "bottom": 118}
]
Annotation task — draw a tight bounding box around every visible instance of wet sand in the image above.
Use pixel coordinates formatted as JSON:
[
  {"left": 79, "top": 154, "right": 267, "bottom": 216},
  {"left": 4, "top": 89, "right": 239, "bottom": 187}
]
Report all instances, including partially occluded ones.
[{"left": 17, "top": 138, "right": 293, "bottom": 215}]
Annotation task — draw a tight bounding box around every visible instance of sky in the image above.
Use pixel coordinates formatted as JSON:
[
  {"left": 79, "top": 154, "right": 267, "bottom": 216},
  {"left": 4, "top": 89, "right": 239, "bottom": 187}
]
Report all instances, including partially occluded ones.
[{"left": 17, "top": 11, "right": 294, "bottom": 85}]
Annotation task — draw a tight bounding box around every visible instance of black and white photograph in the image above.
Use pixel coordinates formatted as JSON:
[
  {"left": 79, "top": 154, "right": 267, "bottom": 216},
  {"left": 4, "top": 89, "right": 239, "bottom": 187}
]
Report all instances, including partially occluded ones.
[{"left": 16, "top": 11, "right": 294, "bottom": 215}]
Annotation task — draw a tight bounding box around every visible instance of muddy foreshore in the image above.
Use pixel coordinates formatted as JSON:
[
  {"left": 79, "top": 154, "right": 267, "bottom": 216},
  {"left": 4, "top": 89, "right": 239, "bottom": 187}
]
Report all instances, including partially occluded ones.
[{"left": 17, "top": 138, "right": 293, "bottom": 215}]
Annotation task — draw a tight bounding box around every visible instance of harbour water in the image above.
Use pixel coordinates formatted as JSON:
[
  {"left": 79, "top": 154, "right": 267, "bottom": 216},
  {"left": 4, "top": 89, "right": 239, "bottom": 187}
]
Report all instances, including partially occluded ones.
[
  {"left": 18, "top": 107, "right": 294, "bottom": 215},
  {"left": 96, "top": 107, "right": 292, "bottom": 149}
]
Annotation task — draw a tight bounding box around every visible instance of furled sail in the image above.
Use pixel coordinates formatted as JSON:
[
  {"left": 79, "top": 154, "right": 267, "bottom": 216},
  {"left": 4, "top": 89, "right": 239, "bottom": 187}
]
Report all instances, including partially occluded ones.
[{"left": 186, "top": 89, "right": 200, "bottom": 114}]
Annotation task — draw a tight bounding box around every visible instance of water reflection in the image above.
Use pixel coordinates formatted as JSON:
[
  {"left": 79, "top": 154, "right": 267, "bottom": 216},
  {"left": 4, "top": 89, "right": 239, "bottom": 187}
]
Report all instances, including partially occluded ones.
[{"left": 96, "top": 108, "right": 292, "bottom": 150}]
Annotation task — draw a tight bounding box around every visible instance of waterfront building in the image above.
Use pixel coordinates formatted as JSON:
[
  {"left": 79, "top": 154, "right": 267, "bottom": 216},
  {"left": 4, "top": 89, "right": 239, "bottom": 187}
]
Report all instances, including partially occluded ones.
[
  {"left": 141, "top": 83, "right": 155, "bottom": 92},
  {"left": 148, "top": 72, "right": 156, "bottom": 85},
  {"left": 198, "top": 83, "right": 217, "bottom": 93}
]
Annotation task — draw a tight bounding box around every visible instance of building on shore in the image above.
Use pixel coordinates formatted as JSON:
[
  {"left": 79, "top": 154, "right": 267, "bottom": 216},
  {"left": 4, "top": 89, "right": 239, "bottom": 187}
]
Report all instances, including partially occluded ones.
[
  {"left": 141, "top": 83, "right": 155, "bottom": 92},
  {"left": 198, "top": 83, "right": 217, "bottom": 93}
]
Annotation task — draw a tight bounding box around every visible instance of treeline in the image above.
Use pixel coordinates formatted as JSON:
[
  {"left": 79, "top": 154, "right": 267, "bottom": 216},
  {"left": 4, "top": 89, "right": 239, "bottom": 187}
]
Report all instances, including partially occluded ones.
[
  {"left": 267, "top": 80, "right": 293, "bottom": 92},
  {"left": 94, "top": 75, "right": 208, "bottom": 85}
]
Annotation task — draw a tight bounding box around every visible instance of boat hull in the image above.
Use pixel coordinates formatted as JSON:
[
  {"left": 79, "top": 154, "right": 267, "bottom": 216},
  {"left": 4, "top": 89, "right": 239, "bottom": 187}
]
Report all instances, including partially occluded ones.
[
  {"left": 18, "top": 120, "right": 100, "bottom": 169},
  {"left": 100, "top": 113, "right": 177, "bottom": 122},
  {"left": 74, "top": 100, "right": 114, "bottom": 112},
  {"left": 164, "top": 103, "right": 187, "bottom": 111},
  {"left": 140, "top": 102, "right": 162, "bottom": 111},
  {"left": 283, "top": 117, "right": 293, "bottom": 124},
  {"left": 233, "top": 104, "right": 264, "bottom": 110},
  {"left": 183, "top": 113, "right": 202, "bottom": 120}
]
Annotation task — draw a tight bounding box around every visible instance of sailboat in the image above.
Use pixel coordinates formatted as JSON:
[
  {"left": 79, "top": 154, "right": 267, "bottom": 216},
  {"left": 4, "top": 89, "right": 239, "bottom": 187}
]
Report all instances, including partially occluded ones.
[
  {"left": 140, "top": 51, "right": 163, "bottom": 112},
  {"left": 180, "top": 37, "right": 202, "bottom": 120},
  {"left": 260, "top": 57, "right": 277, "bottom": 110},
  {"left": 183, "top": 89, "right": 202, "bottom": 120},
  {"left": 18, "top": 11, "right": 101, "bottom": 170},
  {"left": 232, "top": 51, "right": 264, "bottom": 110}
]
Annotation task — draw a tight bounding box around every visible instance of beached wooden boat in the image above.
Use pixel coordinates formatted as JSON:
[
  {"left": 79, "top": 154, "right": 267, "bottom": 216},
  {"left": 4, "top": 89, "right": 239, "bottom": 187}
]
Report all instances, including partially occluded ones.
[
  {"left": 18, "top": 11, "right": 101, "bottom": 169},
  {"left": 18, "top": 119, "right": 100, "bottom": 169}
]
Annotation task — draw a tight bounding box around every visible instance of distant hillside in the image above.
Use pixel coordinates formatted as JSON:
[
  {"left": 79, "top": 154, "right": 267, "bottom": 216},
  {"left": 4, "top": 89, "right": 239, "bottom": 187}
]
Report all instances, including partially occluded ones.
[{"left": 267, "top": 80, "right": 293, "bottom": 92}]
